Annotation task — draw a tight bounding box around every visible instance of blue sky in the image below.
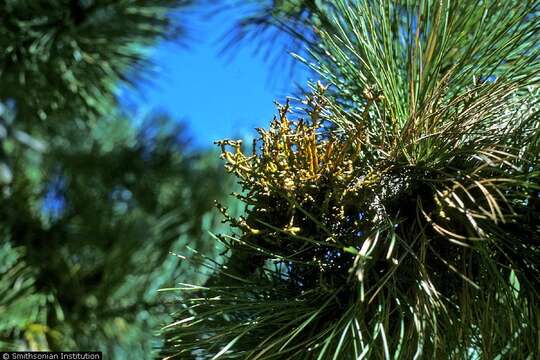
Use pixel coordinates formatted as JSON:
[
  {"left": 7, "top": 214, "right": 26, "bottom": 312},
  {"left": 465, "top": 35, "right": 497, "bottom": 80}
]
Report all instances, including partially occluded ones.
[{"left": 118, "top": 7, "right": 310, "bottom": 148}]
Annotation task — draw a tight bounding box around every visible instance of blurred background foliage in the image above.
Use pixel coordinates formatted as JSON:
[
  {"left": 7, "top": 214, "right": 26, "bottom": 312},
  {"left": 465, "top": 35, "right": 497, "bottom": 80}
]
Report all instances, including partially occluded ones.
[
  {"left": 0, "top": 0, "right": 236, "bottom": 357},
  {"left": 0, "top": 0, "right": 190, "bottom": 124}
]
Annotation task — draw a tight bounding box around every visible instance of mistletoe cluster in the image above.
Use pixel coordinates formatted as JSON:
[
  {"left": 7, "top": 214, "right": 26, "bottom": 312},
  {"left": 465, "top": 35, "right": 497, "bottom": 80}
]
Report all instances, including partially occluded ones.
[{"left": 216, "top": 86, "right": 366, "bottom": 293}]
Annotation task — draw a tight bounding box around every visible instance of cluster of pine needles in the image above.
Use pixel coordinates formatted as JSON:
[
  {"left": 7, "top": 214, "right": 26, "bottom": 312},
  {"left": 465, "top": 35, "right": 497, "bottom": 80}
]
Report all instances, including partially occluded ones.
[
  {"left": 161, "top": 0, "right": 540, "bottom": 358},
  {"left": 160, "top": 83, "right": 539, "bottom": 359}
]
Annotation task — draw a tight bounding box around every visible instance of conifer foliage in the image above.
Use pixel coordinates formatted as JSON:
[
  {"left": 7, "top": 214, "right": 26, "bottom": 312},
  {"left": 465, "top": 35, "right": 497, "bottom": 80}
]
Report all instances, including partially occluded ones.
[{"left": 162, "top": 1, "right": 540, "bottom": 358}]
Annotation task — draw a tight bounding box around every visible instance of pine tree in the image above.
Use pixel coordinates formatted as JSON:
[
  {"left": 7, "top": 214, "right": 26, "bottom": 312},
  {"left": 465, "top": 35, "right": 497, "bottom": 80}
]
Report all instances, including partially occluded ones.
[{"left": 162, "top": 1, "right": 540, "bottom": 358}]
